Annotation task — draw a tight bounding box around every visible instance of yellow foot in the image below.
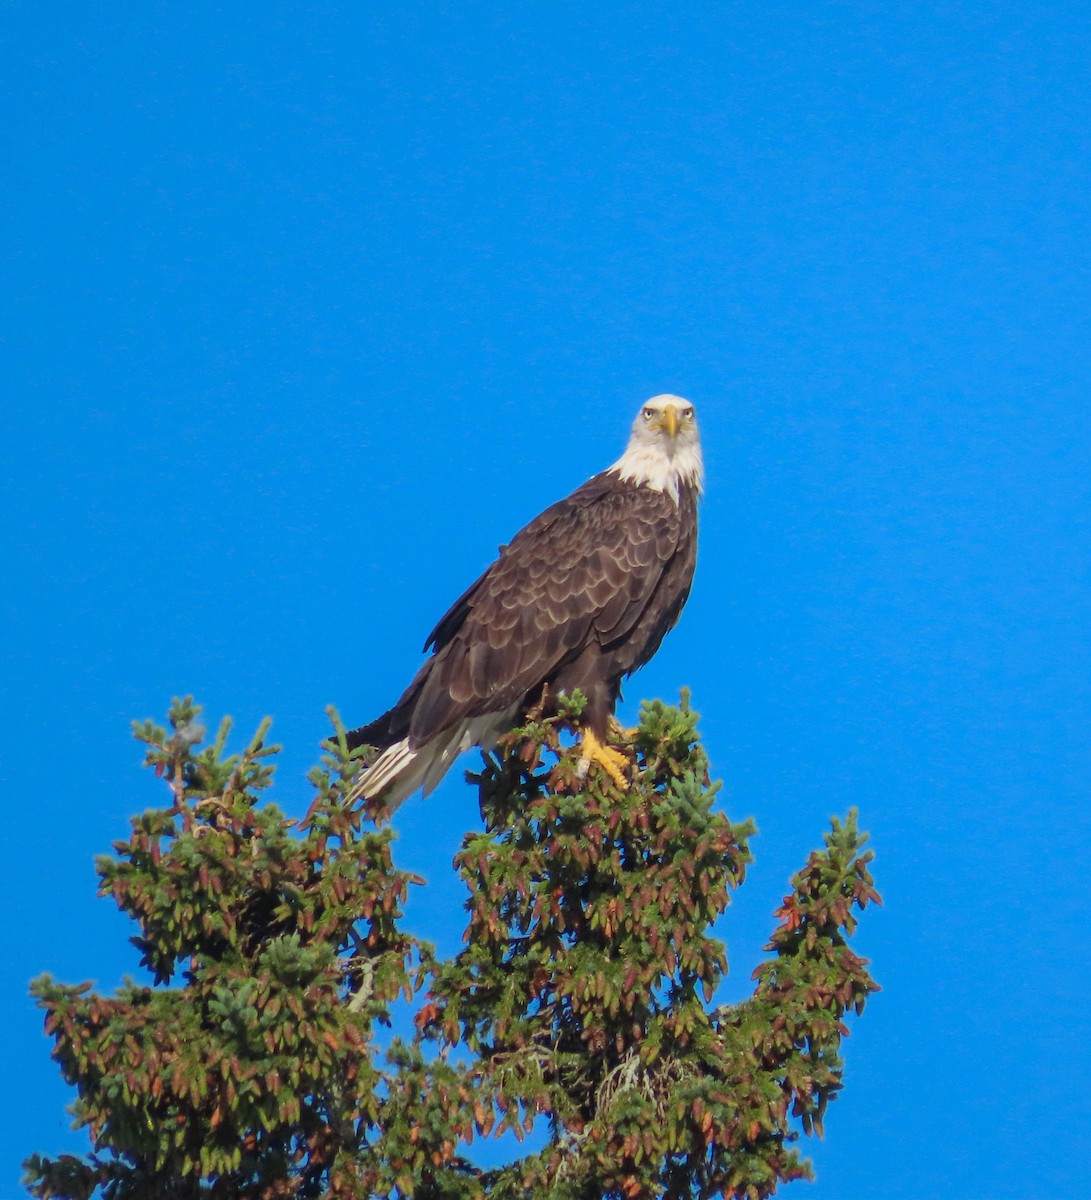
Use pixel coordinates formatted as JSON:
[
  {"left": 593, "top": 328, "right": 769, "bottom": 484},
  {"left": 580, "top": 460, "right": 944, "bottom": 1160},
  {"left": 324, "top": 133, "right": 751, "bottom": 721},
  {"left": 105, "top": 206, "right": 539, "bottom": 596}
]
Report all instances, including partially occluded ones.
[{"left": 578, "top": 729, "right": 630, "bottom": 790}]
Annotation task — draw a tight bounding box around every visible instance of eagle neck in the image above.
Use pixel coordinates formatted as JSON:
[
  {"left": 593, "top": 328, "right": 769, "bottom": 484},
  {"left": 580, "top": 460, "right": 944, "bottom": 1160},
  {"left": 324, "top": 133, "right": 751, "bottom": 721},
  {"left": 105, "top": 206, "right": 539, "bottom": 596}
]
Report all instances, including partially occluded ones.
[{"left": 608, "top": 441, "right": 704, "bottom": 505}]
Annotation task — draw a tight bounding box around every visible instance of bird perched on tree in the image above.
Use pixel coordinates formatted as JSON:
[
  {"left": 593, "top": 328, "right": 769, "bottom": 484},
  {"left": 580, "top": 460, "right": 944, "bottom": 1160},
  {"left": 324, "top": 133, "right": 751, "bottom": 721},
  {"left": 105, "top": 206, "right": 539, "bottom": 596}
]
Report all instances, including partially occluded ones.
[{"left": 346, "top": 394, "right": 703, "bottom": 810}]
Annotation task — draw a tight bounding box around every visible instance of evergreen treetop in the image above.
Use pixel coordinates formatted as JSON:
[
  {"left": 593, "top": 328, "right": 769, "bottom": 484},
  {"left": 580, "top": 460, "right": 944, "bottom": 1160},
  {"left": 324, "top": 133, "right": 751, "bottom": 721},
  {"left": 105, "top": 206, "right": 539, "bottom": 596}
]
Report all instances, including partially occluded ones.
[{"left": 26, "top": 693, "right": 879, "bottom": 1200}]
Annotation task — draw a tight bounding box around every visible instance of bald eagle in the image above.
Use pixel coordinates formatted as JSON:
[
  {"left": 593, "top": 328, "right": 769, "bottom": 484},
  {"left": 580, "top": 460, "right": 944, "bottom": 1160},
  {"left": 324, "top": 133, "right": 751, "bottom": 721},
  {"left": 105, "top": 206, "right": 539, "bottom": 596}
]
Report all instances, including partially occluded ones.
[{"left": 346, "top": 394, "right": 702, "bottom": 810}]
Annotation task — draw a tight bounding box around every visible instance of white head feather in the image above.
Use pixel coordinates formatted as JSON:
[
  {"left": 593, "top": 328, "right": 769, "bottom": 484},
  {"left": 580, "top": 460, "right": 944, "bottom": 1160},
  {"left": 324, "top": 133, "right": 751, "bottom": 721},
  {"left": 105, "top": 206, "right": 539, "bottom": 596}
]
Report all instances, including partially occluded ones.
[{"left": 610, "top": 394, "right": 704, "bottom": 502}]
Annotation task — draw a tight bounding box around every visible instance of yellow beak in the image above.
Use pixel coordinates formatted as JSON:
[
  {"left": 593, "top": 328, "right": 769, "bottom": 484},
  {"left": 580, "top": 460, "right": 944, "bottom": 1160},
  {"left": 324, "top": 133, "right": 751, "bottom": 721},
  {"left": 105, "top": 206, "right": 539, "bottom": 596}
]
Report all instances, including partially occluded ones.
[{"left": 660, "top": 405, "right": 679, "bottom": 438}]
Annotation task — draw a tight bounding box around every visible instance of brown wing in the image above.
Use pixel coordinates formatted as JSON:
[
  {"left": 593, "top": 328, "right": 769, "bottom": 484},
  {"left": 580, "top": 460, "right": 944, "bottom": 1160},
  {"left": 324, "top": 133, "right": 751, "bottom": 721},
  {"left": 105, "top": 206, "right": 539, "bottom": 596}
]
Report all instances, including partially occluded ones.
[{"left": 407, "top": 471, "right": 693, "bottom": 744}]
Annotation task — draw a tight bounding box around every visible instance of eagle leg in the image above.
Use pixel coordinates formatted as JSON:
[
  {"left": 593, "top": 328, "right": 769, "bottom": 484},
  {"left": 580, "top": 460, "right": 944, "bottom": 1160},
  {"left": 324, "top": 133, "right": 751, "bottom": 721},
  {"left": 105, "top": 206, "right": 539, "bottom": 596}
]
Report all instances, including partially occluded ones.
[
  {"left": 608, "top": 715, "right": 639, "bottom": 740},
  {"left": 578, "top": 728, "right": 630, "bottom": 791}
]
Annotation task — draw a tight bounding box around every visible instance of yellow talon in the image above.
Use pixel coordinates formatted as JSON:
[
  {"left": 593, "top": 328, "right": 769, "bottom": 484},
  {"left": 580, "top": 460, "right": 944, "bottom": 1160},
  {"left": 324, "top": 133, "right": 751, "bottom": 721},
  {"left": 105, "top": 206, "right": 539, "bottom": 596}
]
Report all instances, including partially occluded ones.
[{"left": 579, "top": 729, "right": 630, "bottom": 790}]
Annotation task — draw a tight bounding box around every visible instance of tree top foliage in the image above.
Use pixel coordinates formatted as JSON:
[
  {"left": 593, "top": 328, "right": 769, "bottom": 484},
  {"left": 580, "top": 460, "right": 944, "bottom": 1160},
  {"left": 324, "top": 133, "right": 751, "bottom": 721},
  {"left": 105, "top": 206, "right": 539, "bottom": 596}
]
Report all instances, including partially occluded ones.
[{"left": 26, "top": 692, "right": 880, "bottom": 1200}]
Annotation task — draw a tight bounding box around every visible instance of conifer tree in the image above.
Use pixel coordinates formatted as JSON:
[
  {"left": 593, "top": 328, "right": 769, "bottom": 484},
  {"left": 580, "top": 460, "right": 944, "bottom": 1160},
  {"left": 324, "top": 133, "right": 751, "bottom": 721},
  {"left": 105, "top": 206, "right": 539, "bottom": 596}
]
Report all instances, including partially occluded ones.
[{"left": 26, "top": 693, "right": 879, "bottom": 1200}]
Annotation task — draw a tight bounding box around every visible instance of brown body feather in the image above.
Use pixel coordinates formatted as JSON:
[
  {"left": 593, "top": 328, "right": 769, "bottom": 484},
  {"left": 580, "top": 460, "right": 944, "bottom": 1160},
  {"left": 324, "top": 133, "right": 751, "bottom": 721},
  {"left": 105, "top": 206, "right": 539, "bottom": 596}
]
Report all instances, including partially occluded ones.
[{"left": 347, "top": 468, "right": 698, "bottom": 759}]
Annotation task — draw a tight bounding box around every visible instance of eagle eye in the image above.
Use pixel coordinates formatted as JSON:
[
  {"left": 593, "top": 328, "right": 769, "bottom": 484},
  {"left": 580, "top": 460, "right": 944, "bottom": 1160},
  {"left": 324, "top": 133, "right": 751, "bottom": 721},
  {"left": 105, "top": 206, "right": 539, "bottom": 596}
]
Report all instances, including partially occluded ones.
[{"left": 642, "top": 407, "right": 656, "bottom": 422}]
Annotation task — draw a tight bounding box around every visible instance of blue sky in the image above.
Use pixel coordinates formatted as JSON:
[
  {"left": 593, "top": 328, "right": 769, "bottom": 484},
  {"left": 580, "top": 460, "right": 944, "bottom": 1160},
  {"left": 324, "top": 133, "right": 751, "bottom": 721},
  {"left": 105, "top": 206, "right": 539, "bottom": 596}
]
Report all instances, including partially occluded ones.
[{"left": 3, "top": 3, "right": 1090, "bottom": 1195}]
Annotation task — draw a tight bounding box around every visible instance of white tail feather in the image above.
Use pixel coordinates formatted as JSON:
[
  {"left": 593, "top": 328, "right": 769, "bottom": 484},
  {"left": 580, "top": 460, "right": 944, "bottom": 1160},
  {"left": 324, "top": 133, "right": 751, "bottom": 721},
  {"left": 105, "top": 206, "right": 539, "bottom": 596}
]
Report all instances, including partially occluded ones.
[
  {"left": 359, "top": 738, "right": 417, "bottom": 798},
  {"left": 351, "top": 706, "right": 520, "bottom": 812}
]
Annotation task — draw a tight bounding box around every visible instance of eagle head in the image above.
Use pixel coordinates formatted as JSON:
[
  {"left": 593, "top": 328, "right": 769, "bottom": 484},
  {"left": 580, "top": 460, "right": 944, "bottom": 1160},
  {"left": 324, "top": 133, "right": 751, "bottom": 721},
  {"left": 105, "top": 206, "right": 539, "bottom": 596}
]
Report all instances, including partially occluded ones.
[
  {"left": 614, "top": 394, "right": 704, "bottom": 499},
  {"left": 631, "top": 394, "right": 698, "bottom": 449}
]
